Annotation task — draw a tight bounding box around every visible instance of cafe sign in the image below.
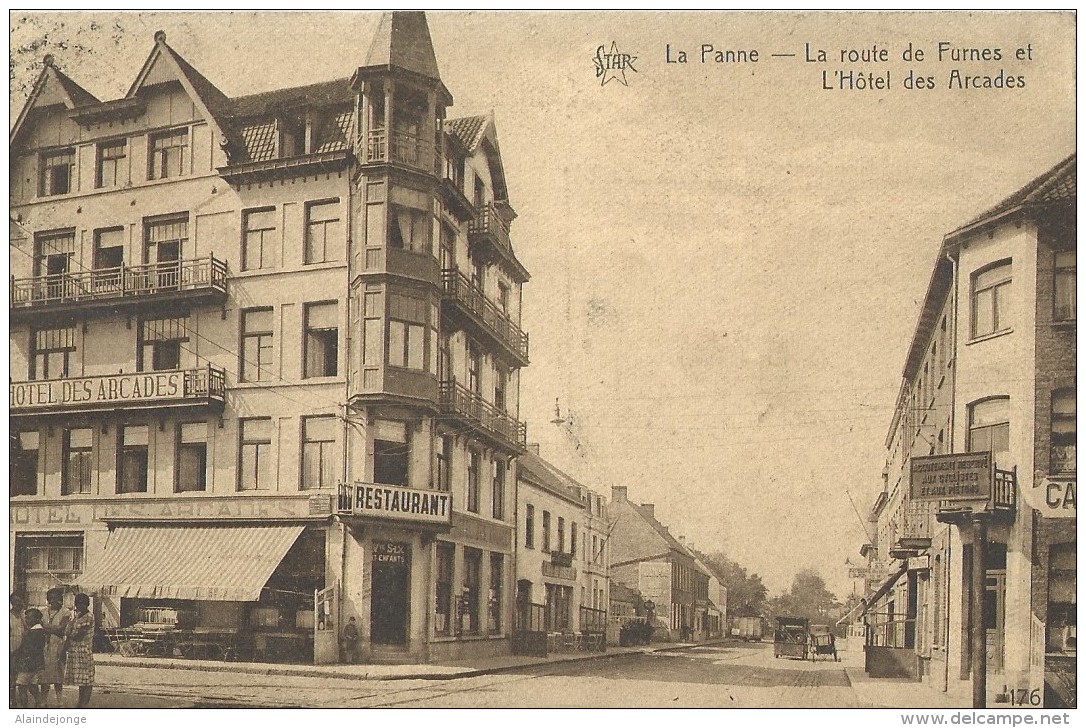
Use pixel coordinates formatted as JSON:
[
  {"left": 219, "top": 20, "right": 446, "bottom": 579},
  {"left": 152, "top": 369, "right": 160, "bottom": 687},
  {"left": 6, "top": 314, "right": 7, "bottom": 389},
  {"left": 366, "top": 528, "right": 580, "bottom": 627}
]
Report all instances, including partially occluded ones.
[
  {"left": 1024, "top": 474, "right": 1076, "bottom": 519},
  {"left": 339, "top": 482, "right": 452, "bottom": 526},
  {"left": 910, "top": 452, "right": 991, "bottom": 503},
  {"left": 11, "top": 371, "right": 188, "bottom": 412}
]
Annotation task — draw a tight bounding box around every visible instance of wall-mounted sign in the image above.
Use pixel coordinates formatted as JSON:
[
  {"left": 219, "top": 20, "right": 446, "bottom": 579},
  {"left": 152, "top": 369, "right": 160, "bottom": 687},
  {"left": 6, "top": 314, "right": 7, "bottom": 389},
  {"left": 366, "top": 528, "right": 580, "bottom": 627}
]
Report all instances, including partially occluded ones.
[
  {"left": 910, "top": 452, "right": 991, "bottom": 502},
  {"left": 10, "top": 371, "right": 193, "bottom": 412},
  {"left": 1024, "top": 476, "right": 1076, "bottom": 519},
  {"left": 339, "top": 483, "right": 452, "bottom": 526}
]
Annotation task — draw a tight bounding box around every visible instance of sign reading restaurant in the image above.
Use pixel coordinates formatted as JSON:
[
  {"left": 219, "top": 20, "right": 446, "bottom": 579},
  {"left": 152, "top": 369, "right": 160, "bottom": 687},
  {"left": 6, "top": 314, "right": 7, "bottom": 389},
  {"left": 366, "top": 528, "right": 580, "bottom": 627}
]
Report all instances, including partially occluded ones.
[
  {"left": 909, "top": 452, "right": 991, "bottom": 502},
  {"left": 11, "top": 371, "right": 187, "bottom": 411},
  {"left": 338, "top": 482, "right": 452, "bottom": 526}
]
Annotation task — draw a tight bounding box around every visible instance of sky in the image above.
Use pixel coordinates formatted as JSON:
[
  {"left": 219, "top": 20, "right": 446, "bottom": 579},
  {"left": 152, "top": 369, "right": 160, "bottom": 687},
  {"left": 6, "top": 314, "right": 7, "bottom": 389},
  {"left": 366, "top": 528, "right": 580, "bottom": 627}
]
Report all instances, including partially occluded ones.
[{"left": 8, "top": 11, "right": 1076, "bottom": 598}]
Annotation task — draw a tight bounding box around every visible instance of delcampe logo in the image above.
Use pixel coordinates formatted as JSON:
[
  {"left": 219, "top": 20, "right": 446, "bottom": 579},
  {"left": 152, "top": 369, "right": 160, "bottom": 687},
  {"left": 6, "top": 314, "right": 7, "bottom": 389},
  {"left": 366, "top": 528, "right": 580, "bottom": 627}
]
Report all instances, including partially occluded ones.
[{"left": 594, "top": 41, "right": 638, "bottom": 86}]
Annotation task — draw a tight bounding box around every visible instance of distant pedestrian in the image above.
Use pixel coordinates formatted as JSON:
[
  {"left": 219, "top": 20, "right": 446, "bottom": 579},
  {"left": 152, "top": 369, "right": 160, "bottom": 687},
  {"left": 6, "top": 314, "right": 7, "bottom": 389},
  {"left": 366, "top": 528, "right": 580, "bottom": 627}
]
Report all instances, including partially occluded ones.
[
  {"left": 63, "top": 594, "right": 94, "bottom": 709},
  {"left": 10, "top": 593, "right": 26, "bottom": 708},
  {"left": 14, "top": 608, "right": 46, "bottom": 708},
  {"left": 40, "top": 588, "right": 70, "bottom": 707},
  {"left": 341, "top": 616, "right": 360, "bottom": 664}
]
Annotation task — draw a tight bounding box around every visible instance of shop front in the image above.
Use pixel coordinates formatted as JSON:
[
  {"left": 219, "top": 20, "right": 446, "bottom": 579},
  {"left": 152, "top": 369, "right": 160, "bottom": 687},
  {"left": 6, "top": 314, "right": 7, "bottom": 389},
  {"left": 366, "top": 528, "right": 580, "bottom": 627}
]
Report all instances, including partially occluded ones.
[
  {"left": 336, "top": 482, "right": 513, "bottom": 663},
  {"left": 10, "top": 494, "right": 335, "bottom": 664}
]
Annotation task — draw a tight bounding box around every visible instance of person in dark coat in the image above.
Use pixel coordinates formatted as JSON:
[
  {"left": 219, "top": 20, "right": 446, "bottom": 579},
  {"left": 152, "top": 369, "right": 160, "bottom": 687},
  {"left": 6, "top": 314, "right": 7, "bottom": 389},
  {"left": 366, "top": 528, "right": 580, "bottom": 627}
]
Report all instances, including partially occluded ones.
[{"left": 14, "top": 608, "right": 46, "bottom": 708}]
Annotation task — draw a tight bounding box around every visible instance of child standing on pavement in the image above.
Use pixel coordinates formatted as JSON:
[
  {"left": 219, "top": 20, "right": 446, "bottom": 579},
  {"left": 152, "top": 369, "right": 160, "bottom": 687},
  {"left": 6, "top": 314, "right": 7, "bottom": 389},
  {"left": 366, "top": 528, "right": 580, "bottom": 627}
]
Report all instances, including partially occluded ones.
[
  {"left": 341, "top": 616, "right": 360, "bottom": 664},
  {"left": 14, "top": 608, "right": 46, "bottom": 708}
]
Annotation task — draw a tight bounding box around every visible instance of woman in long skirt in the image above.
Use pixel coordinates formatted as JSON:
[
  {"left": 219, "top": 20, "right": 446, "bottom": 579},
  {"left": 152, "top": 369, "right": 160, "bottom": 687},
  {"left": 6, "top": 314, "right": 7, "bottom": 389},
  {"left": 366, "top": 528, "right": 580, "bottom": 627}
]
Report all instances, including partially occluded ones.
[
  {"left": 63, "top": 594, "right": 94, "bottom": 709},
  {"left": 40, "top": 588, "right": 70, "bottom": 706}
]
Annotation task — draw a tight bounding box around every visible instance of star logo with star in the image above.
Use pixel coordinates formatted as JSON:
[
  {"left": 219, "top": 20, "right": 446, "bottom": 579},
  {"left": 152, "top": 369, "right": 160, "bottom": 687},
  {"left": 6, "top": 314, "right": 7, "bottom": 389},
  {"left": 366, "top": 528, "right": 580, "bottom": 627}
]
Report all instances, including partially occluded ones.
[{"left": 594, "top": 41, "right": 639, "bottom": 87}]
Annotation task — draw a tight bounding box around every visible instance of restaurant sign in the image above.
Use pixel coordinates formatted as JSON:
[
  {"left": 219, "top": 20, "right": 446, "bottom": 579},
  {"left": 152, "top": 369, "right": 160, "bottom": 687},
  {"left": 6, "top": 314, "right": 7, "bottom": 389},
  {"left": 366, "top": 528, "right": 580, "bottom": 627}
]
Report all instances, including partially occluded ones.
[
  {"left": 339, "top": 482, "right": 452, "bottom": 526},
  {"left": 11, "top": 372, "right": 187, "bottom": 411},
  {"left": 910, "top": 452, "right": 991, "bottom": 503}
]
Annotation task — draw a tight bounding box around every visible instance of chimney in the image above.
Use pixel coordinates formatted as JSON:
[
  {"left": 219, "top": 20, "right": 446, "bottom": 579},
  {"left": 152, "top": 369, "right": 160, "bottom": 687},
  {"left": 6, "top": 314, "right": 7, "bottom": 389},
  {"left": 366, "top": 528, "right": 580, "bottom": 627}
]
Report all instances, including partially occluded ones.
[
  {"left": 611, "top": 485, "right": 627, "bottom": 502},
  {"left": 641, "top": 503, "right": 655, "bottom": 519},
  {"left": 528, "top": 443, "right": 540, "bottom": 455}
]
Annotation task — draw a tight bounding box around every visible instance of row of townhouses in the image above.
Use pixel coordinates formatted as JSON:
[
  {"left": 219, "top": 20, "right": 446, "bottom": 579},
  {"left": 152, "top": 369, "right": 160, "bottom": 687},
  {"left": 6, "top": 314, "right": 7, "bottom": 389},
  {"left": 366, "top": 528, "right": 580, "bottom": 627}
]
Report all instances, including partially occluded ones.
[
  {"left": 7, "top": 12, "right": 630, "bottom": 666},
  {"left": 853, "top": 156, "right": 1076, "bottom": 707}
]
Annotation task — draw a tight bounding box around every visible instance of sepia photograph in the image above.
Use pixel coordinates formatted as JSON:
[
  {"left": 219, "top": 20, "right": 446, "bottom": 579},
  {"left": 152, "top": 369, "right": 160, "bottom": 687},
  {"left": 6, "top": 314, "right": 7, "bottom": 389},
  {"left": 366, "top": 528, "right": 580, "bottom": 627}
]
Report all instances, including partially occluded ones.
[{"left": 6, "top": 9, "right": 1077, "bottom": 717}]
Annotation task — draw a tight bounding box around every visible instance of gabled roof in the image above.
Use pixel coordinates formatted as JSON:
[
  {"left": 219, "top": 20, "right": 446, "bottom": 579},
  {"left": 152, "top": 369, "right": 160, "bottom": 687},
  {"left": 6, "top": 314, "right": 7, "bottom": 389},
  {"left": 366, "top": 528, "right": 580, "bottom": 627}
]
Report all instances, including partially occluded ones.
[
  {"left": 446, "top": 112, "right": 512, "bottom": 204},
  {"left": 10, "top": 58, "right": 99, "bottom": 144},
  {"left": 517, "top": 449, "right": 591, "bottom": 508},
  {"left": 364, "top": 11, "right": 442, "bottom": 81},
  {"left": 446, "top": 115, "right": 488, "bottom": 152},
  {"left": 947, "top": 153, "right": 1076, "bottom": 242},
  {"left": 126, "top": 32, "right": 230, "bottom": 150}
]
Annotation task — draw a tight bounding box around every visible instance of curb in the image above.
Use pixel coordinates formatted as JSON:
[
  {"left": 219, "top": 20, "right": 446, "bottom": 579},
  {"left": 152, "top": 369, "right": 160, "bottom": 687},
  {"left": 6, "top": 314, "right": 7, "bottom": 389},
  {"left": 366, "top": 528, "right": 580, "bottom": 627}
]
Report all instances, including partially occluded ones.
[{"left": 95, "top": 639, "right": 729, "bottom": 682}]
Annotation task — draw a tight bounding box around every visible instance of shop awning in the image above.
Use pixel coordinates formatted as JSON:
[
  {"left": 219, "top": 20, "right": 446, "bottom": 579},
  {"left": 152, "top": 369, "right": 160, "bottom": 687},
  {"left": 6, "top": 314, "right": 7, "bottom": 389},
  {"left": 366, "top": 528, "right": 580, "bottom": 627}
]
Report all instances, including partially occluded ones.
[
  {"left": 77, "top": 524, "right": 304, "bottom": 602},
  {"left": 837, "top": 562, "right": 909, "bottom": 626}
]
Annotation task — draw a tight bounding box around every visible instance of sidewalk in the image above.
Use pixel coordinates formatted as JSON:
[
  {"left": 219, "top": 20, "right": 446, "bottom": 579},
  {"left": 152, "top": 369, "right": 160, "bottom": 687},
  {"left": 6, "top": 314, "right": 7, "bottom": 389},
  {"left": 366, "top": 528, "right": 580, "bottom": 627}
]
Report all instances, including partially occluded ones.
[
  {"left": 836, "top": 639, "right": 968, "bottom": 710},
  {"left": 95, "top": 639, "right": 720, "bottom": 682}
]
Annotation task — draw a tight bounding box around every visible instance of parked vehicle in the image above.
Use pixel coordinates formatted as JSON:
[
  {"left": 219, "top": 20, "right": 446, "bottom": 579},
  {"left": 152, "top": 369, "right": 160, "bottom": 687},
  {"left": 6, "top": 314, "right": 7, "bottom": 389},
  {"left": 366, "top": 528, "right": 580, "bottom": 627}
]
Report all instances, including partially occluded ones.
[
  {"left": 809, "top": 624, "right": 838, "bottom": 661},
  {"left": 733, "top": 616, "right": 765, "bottom": 642},
  {"left": 773, "top": 616, "right": 809, "bottom": 660}
]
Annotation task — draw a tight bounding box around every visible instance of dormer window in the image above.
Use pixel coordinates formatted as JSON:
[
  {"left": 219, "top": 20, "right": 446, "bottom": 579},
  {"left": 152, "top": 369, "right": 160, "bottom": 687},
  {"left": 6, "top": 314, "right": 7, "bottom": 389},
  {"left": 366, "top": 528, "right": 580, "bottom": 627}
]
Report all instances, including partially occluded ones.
[
  {"left": 149, "top": 128, "right": 189, "bottom": 180},
  {"left": 39, "top": 149, "right": 75, "bottom": 197}
]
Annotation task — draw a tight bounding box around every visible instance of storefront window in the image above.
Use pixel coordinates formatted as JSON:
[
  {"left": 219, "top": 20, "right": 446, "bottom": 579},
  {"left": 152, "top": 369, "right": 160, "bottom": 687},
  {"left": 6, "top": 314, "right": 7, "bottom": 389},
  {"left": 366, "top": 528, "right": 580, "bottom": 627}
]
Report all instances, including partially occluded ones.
[
  {"left": 1047, "top": 544, "right": 1076, "bottom": 654},
  {"left": 435, "top": 542, "right": 454, "bottom": 636},
  {"left": 462, "top": 549, "right": 482, "bottom": 635},
  {"left": 15, "top": 535, "right": 83, "bottom": 609},
  {"left": 488, "top": 553, "right": 503, "bottom": 634}
]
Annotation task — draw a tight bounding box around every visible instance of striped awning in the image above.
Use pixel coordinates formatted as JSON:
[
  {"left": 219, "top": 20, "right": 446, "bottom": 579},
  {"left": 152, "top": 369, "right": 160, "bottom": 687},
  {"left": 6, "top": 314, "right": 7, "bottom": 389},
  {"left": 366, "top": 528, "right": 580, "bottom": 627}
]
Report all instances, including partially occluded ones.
[{"left": 77, "top": 524, "right": 304, "bottom": 602}]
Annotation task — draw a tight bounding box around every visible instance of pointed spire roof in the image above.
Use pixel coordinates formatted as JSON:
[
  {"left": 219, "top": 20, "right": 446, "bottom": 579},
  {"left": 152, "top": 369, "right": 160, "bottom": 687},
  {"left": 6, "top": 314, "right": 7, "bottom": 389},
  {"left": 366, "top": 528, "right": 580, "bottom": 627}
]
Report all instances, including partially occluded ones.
[
  {"left": 10, "top": 56, "right": 99, "bottom": 144},
  {"left": 364, "top": 11, "right": 442, "bottom": 80}
]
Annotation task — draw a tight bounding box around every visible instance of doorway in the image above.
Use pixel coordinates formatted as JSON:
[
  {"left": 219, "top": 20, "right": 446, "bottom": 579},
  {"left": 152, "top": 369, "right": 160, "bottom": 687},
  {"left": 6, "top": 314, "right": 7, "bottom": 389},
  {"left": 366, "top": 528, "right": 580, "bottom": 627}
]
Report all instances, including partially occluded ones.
[
  {"left": 984, "top": 570, "right": 1006, "bottom": 673},
  {"left": 370, "top": 541, "right": 410, "bottom": 646}
]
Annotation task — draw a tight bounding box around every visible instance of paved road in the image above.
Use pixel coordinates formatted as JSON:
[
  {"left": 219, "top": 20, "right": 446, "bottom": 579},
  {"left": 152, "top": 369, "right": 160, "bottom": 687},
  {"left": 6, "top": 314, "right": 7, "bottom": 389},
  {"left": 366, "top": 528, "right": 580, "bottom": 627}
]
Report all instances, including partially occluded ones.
[{"left": 88, "top": 642, "right": 880, "bottom": 709}]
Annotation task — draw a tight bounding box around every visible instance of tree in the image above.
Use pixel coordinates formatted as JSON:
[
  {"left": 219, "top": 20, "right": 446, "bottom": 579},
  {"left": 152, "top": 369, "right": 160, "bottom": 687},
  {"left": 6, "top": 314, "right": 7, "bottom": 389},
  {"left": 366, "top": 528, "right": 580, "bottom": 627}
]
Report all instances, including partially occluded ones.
[
  {"left": 700, "top": 551, "right": 768, "bottom": 617},
  {"left": 769, "top": 568, "right": 843, "bottom": 623}
]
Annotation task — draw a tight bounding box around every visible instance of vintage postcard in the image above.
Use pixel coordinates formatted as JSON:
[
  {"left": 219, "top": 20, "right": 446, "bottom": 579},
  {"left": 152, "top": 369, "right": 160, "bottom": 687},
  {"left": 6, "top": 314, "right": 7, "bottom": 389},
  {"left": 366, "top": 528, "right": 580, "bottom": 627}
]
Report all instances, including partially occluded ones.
[{"left": 6, "top": 9, "right": 1076, "bottom": 719}]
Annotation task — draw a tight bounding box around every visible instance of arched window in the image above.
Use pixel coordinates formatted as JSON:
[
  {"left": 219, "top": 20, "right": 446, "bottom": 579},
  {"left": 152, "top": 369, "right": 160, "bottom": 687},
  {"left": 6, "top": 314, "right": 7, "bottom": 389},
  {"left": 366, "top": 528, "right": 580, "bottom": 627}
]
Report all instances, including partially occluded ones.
[
  {"left": 971, "top": 260, "right": 1012, "bottom": 338},
  {"left": 968, "top": 397, "right": 1010, "bottom": 457}
]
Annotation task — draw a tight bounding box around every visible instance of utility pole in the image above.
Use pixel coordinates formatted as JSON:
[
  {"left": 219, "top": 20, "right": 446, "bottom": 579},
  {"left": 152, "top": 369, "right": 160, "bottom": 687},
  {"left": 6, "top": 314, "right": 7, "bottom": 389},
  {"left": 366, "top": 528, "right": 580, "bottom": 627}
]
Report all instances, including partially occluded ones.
[{"left": 971, "top": 512, "right": 988, "bottom": 709}]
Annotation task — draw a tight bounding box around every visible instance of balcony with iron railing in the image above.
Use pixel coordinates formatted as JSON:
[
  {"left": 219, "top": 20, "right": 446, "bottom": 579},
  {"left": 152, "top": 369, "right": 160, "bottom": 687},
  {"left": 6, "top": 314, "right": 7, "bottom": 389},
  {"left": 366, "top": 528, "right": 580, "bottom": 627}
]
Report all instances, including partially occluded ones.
[
  {"left": 932, "top": 466, "right": 1017, "bottom": 526},
  {"left": 469, "top": 200, "right": 512, "bottom": 252},
  {"left": 10, "top": 256, "right": 228, "bottom": 321},
  {"left": 441, "top": 269, "right": 529, "bottom": 366},
  {"left": 10, "top": 365, "right": 226, "bottom": 417},
  {"left": 364, "top": 128, "right": 434, "bottom": 173},
  {"left": 438, "top": 377, "right": 527, "bottom": 452}
]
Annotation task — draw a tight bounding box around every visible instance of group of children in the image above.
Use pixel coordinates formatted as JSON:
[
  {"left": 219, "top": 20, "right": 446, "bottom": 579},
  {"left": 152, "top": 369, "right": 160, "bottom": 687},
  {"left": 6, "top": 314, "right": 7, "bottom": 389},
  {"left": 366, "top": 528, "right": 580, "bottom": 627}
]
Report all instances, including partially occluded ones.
[{"left": 10, "top": 591, "right": 95, "bottom": 709}]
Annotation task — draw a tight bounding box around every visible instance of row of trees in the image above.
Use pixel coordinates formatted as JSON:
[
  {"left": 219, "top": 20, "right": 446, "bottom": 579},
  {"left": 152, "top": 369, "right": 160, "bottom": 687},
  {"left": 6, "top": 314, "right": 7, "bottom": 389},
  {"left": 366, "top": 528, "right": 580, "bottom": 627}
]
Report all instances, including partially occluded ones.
[{"left": 700, "top": 552, "right": 845, "bottom": 624}]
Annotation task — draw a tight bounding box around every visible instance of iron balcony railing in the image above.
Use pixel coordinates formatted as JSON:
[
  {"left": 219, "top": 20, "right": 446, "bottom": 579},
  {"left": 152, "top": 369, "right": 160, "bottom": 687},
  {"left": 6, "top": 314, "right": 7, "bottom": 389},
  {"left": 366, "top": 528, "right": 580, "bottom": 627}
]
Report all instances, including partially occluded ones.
[
  {"left": 468, "top": 201, "right": 512, "bottom": 253},
  {"left": 992, "top": 468, "right": 1016, "bottom": 510},
  {"left": 441, "top": 269, "right": 529, "bottom": 363},
  {"left": 10, "top": 256, "right": 227, "bottom": 310},
  {"left": 365, "top": 128, "right": 434, "bottom": 173},
  {"left": 439, "top": 377, "right": 527, "bottom": 450}
]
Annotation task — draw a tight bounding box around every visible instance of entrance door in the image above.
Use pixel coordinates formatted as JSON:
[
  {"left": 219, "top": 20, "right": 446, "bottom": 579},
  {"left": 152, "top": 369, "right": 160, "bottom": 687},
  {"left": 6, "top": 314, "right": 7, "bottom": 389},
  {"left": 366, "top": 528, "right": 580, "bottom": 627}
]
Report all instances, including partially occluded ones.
[
  {"left": 371, "top": 541, "right": 411, "bottom": 646},
  {"left": 984, "top": 570, "right": 1006, "bottom": 673}
]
